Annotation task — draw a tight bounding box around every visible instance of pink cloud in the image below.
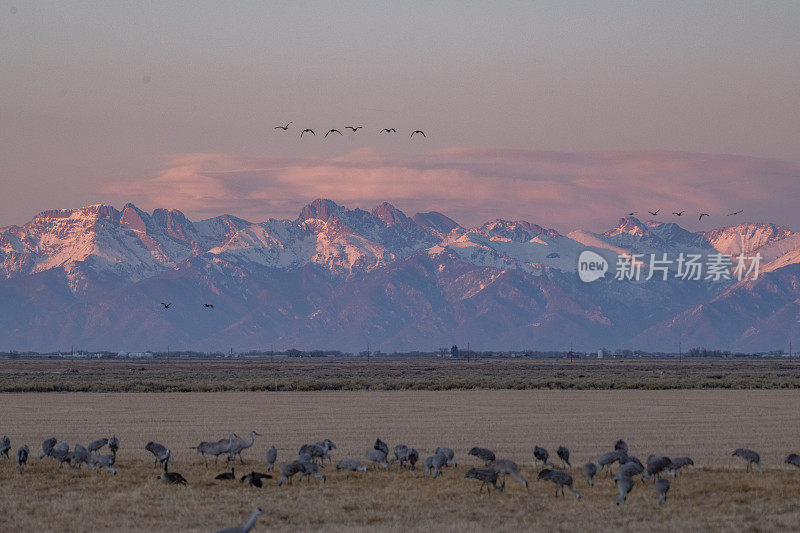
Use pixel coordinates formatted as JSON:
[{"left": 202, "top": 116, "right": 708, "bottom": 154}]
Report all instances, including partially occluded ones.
[{"left": 102, "top": 148, "right": 800, "bottom": 232}]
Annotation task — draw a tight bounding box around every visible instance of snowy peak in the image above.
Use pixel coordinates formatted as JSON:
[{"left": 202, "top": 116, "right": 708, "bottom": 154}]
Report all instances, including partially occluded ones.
[
  {"left": 702, "top": 223, "right": 795, "bottom": 255},
  {"left": 371, "top": 202, "right": 409, "bottom": 227},
  {"left": 412, "top": 211, "right": 462, "bottom": 238},
  {"left": 478, "top": 219, "right": 563, "bottom": 242},
  {"left": 604, "top": 217, "right": 651, "bottom": 238},
  {"left": 297, "top": 198, "right": 344, "bottom": 222}
]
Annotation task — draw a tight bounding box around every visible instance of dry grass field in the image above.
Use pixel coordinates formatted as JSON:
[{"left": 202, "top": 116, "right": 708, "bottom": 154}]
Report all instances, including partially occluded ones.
[
  {"left": 1, "top": 390, "right": 799, "bottom": 532},
  {"left": 1, "top": 357, "right": 798, "bottom": 391}
]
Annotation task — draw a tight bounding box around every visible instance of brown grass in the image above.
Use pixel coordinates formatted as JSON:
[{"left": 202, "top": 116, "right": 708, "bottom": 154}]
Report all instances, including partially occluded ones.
[
  {"left": 1, "top": 390, "right": 799, "bottom": 531},
  {"left": 1, "top": 357, "right": 798, "bottom": 391}
]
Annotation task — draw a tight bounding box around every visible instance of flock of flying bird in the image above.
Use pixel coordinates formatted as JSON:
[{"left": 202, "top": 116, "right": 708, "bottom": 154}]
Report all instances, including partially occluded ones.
[
  {"left": 3, "top": 432, "right": 800, "bottom": 532},
  {"left": 626, "top": 208, "right": 744, "bottom": 221},
  {"left": 274, "top": 122, "right": 426, "bottom": 139}
]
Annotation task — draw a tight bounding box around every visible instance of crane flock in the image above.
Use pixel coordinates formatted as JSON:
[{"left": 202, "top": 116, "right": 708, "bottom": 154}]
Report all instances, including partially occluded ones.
[{"left": 273, "top": 122, "right": 426, "bottom": 140}]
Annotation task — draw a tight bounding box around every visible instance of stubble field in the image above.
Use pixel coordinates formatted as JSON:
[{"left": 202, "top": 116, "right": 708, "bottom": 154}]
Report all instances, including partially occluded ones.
[{"left": 1, "top": 389, "right": 799, "bottom": 532}]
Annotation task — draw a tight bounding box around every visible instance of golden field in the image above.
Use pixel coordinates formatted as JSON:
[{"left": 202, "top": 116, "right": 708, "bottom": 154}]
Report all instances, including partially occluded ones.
[{"left": 0, "top": 390, "right": 799, "bottom": 532}]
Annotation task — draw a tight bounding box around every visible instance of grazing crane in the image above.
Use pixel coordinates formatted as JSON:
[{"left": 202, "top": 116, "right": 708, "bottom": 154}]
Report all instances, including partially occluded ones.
[
  {"left": 374, "top": 438, "right": 389, "bottom": 457},
  {"left": 17, "top": 445, "right": 29, "bottom": 472},
  {"left": 337, "top": 458, "right": 368, "bottom": 476},
  {"left": 365, "top": 449, "right": 390, "bottom": 470},
  {"left": 215, "top": 468, "right": 235, "bottom": 480},
  {"left": 40, "top": 437, "right": 57, "bottom": 459},
  {"left": 488, "top": 459, "right": 528, "bottom": 490},
  {"left": 193, "top": 435, "right": 234, "bottom": 467},
  {"left": 410, "top": 130, "right": 426, "bottom": 139},
  {"left": 557, "top": 446, "right": 572, "bottom": 469},
  {"left": 644, "top": 455, "right": 675, "bottom": 480},
  {"left": 424, "top": 452, "right": 449, "bottom": 478},
  {"left": 465, "top": 468, "right": 504, "bottom": 493},
  {"left": 145, "top": 441, "right": 171, "bottom": 468},
  {"left": 299, "top": 443, "right": 329, "bottom": 466},
  {"left": 614, "top": 475, "right": 635, "bottom": 505},
  {"left": 300, "top": 129, "right": 315, "bottom": 137},
  {"left": 391, "top": 444, "right": 414, "bottom": 470},
  {"left": 298, "top": 460, "right": 326, "bottom": 484},
  {"left": 655, "top": 478, "right": 670, "bottom": 504},
  {"left": 407, "top": 448, "right": 419, "bottom": 471},
  {"left": 537, "top": 469, "right": 581, "bottom": 499},
  {"left": 618, "top": 461, "right": 644, "bottom": 480},
  {"left": 51, "top": 442, "right": 71, "bottom": 467},
  {"left": 159, "top": 460, "right": 186, "bottom": 485},
  {"left": 69, "top": 444, "right": 91, "bottom": 469},
  {"left": 324, "top": 129, "right": 343, "bottom": 138},
  {"left": 278, "top": 460, "right": 304, "bottom": 486},
  {"left": 468, "top": 447, "right": 496, "bottom": 465},
  {"left": 598, "top": 449, "right": 626, "bottom": 475},
  {"left": 89, "top": 450, "right": 116, "bottom": 475},
  {"left": 583, "top": 462, "right": 598, "bottom": 486},
  {"left": 786, "top": 453, "right": 800, "bottom": 468},
  {"left": 266, "top": 445, "right": 277, "bottom": 471},
  {"left": 275, "top": 122, "right": 292, "bottom": 130},
  {"left": 0, "top": 436, "right": 10, "bottom": 459},
  {"left": 533, "top": 446, "right": 554, "bottom": 467},
  {"left": 108, "top": 435, "right": 119, "bottom": 454},
  {"left": 671, "top": 456, "right": 694, "bottom": 475},
  {"left": 214, "top": 507, "right": 263, "bottom": 533},
  {"left": 614, "top": 440, "right": 629, "bottom": 454},
  {"left": 434, "top": 446, "right": 457, "bottom": 467},
  {"left": 240, "top": 471, "right": 271, "bottom": 487},
  {"left": 87, "top": 438, "right": 108, "bottom": 454},
  {"left": 732, "top": 448, "right": 763, "bottom": 473},
  {"left": 228, "top": 431, "right": 260, "bottom": 464}
]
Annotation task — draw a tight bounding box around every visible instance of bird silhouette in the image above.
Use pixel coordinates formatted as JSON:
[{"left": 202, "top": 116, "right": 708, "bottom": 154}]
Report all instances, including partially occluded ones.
[
  {"left": 410, "top": 130, "right": 426, "bottom": 139},
  {"left": 672, "top": 211, "right": 684, "bottom": 216},
  {"left": 160, "top": 302, "right": 171, "bottom": 309},
  {"left": 324, "top": 129, "right": 343, "bottom": 138},
  {"left": 379, "top": 128, "right": 396, "bottom": 133},
  {"left": 300, "top": 129, "right": 315, "bottom": 137},
  {"left": 626, "top": 212, "right": 637, "bottom": 216},
  {"left": 728, "top": 209, "right": 743, "bottom": 216},
  {"left": 345, "top": 126, "right": 363, "bottom": 132},
  {"left": 274, "top": 122, "right": 292, "bottom": 131},
  {"left": 699, "top": 213, "right": 710, "bottom": 220},
  {"left": 648, "top": 209, "right": 660, "bottom": 216},
  {"left": 203, "top": 303, "right": 214, "bottom": 309}
]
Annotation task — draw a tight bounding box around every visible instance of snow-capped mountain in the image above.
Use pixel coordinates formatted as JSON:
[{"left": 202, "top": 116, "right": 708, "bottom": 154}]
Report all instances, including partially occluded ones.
[{"left": 0, "top": 200, "right": 798, "bottom": 352}]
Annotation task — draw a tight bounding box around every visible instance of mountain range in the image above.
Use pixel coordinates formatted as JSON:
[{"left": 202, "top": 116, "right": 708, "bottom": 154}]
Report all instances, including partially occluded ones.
[{"left": 1, "top": 199, "right": 798, "bottom": 353}]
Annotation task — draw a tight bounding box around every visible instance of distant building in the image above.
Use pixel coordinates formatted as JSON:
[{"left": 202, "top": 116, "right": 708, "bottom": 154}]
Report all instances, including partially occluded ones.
[{"left": 597, "top": 349, "right": 604, "bottom": 359}]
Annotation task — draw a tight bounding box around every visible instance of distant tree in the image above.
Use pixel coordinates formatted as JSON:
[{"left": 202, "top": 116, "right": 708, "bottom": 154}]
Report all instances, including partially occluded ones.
[
  {"left": 286, "top": 348, "right": 303, "bottom": 358},
  {"left": 451, "top": 345, "right": 459, "bottom": 357}
]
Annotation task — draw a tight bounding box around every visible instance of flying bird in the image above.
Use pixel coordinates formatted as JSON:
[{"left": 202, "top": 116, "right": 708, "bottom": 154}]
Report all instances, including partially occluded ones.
[
  {"left": 625, "top": 212, "right": 637, "bottom": 216},
  {"left": 300, "top": 129, "right": 315, "bottom": 137},
  {"left": 160, "top": 302, "right": 171, "bottom": 309},
  {"left": 345, "top": 126, "right": 363, "bottom": 132},
  {"left": 410, "top": 130, "right": 426, "bottom": 139},
  {"left": 699, "top": 213, "right": 710, "bottom": 220},
  {"left": 325, "top": 129, "right": 343, "bottom": 138},
  {"left": 648, "top": 209, "right": 660, "bottom": 216},
  {"left": 379, "top": 128, "right": 396, "bottom": 133},
  {"left": 203, "top": 303, "right": 214, "bottom": 309},
  {"left": 672, "top": 211, "right": 684, "bottom": 216},
  {"left": 728, "top": 210, "right": 743, "bottom": 216},
  {"left": 274, "top": 122, "right": 292, "bottom": 131}
]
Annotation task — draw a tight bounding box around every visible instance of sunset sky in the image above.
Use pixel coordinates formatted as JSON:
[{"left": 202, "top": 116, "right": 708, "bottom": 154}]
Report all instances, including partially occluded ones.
[{"left": 2, "top": 1, "right": 799, "bottom": 231}]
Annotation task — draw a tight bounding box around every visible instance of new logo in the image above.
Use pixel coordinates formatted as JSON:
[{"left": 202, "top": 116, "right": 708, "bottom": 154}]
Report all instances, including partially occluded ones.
[{"left": 578, "top": 250, "right": 608, "bottom": 282}]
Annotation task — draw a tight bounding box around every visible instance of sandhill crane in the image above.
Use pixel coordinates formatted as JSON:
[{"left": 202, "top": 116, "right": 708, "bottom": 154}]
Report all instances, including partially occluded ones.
[
  {"left": 324, "top": 129, "right": 343, "bottom": 138},
  {"left": 145, "top": 441, "right": 171, "bottom": 468},
  {"left": 159, "top": 460, "right": 186, "bottom": 485},
  {"left": 216, "top": 468, "right": 235, "bottom": 480},
  {"left": 193, "top": 435, "right": 234, "bottom": 467},
  {"left": 468, "top": 447, "right": 496, "bottom": 465},
  {"left": 671, "top": 456, "right": 694, "bottom": 475},
  {"left": 40, "top": 437, "right": 57, "bottom": 459},
  {"left": 1, "top": 436, "right": 10, "bottom": 459},
  {"left": 391, "top": 444, "right": 413, "bottom": 470},
  {"left": 618, "top": 461, "right": 644, "bottom": 479},
  {"left": 108, "top": 435, "right": 119, "bottom": 454},
  {"left": 435, "top": 446, "right": 457, "bottom": 467},
  {"left": 620, "top": 455, "right": 643, "bottom": 468},
  {"left": 275, "top": 122, "right": 292, "bottom": 130},
  {"left": 214, "top": 507, "right": 263, "bottom": 533},
  {"left": 300, "top": 129, "right": 315, "bottom": 137},
  {"left": 614, "top": 440, "right": 629, "bottom": 454},
  {"left": 424, "top": 452, "right": 448, "bottom": 478},
  {"left": 786, "top": 453, "right": 800, "bottom": 468},
  {"left": 557, "top": 446, "right": 571, "bottom": 468},
  {"left": 278, "top": 460, "right": 304, "bottom": 486},
  {"left": 337, "top": 458, "right": 368, "bottom": 477},
  {"left": 614, "top": 475, "right": 634, "bottom": 505},
  {"left": 51, "top": 442, "right": 70, "bottom": 467},
  {"left": 488, "top": 459, "right": 528, "bottom": 490},
  {"left": 533, "top": 446, "right": 554, "bottom": 467},
  {"left": 240, "top": 471, "right": 271, "bottom": 487},
  {"left": 266, "top": 445, "right": 277, "bottom": 471},
  {"left": 644, "top": 455, "right": 675, "bottom": 480},
  {"left": 299, "top": 443, "right": 328, "bottom": 466},
  {"left": 161, "top": 302, "right": 171, "bottom": 309},
  {"left": 655, "top": 478, "right": 670, "bottom": 504},
  {"left": 365, "top": 449, "right": 389, "bottom": 470},
  {"left": 598, "top": 449, "right": 626, "bottom": 475},
  {"left": 465, "top": 468, "right": 504, "bottom": 493},
  {"left": 699, "top": 213, "right": 710, "bottom": 220},
  {"left": 537, "top": 469, "right": 581, "bottom": 499},
  {"left": 298, "top": 460, "right": 326, "bottom": 484},
  {"left": 17, "top": 445, "right": 29, "bottom": 472},
  {"left": 87, "top": 438, "right": 108, "bottom": 454},
  {"left": 345, "top": 126, "right": 363, "bottom": 132},
  {"left": 410, "top": 130, "right": 426, "bottom": 139},
  {"left": 583, "top": 462, "right": 598, "bottom": 486},
  {"left": 407, "top": 448, "right": 419, "bottom": 471},
  {"left": 379, "top": 128, "right": 396, "bottom": 134},
  {"left": 69, "top": 444, "right": 90, "bottom": 469},
  {"left": 89, "top": 450, "right": 116, "bottom": 475},
  {"left": 374, "top": 438, "right": 389, "bottom": 457},
  {"left": 228, "top": 431, "right": 260, "bottom": 464},
  {"left": 316, "top": 439, "right": 336, "bottom": 452},
  {"left": 732, "top": 448, "right": 763, "bottom": 473}
]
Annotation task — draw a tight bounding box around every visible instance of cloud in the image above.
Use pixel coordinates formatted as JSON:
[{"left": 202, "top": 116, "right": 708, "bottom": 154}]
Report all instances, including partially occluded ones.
[{"left": 103, "top": 148, "right": 800, "bottom": 232}]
